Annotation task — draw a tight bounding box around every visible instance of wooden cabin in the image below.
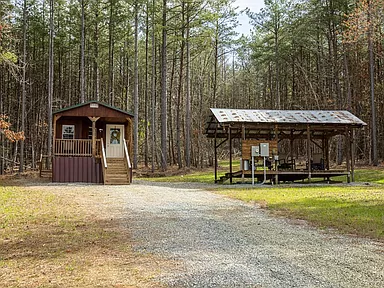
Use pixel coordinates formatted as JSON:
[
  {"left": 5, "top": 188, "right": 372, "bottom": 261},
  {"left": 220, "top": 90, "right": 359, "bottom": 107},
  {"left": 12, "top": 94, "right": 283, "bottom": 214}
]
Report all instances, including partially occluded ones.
[
  {"left": 52, "top": 101, "right": 133, "bottom": 184},
  {"left": 205, "top": 109, "right": 366, "bottom": 184}
]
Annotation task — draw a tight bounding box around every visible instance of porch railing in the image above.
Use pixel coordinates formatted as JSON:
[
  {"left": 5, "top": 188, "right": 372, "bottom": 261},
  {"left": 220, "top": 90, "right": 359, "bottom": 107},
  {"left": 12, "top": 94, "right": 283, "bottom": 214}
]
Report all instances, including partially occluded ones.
[{"left": 54, "top": 139, "right": 101, "bottom": 157}]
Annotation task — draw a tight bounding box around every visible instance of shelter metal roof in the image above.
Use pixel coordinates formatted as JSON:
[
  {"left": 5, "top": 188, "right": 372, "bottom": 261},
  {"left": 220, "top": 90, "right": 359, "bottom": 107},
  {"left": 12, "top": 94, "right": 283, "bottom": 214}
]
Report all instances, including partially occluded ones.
[{"left": 210, "top": 108, "right": 366, "bottom": 126}]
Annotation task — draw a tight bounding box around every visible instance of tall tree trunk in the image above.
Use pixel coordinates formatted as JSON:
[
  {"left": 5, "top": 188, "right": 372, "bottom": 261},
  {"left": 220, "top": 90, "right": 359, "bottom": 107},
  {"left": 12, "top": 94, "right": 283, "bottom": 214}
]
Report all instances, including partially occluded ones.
[
  {"left": 151, "top": 0, "right": 156, "bottom": 172},
  {"left": 274, "top": 28, "right": 280, "bottom": 109},
  {"left": 94, "top": 9, "right": 100, "bottom": 101},
  {"left": 176, "top": 1, "right": 185, "bottom": 169},
  {"left": 80, "top": 0, "right": 85, "bottom": 103},
  {"left": 47, "top": 0, "right": 54, "bottom": 166},
  {"left": 144, "top": 0, "right": 149, "bottom": 168},
  {"left": 160, "top": 0, "right": 167, "bottom": 171},
  {"left": 212, "top": 22, "right": 218, "bottom": 107},
  {"left": 108, "top": 0, "right": 115, "bottom": 105},
  {"left": 368, "top": 0, "right": 378, "bottom": 166},
  {"left": 133, "top": 0, "right": 139, "bottom": 169},
  {"left": 20, "top": 0, "right": 27, "bottom": 173},
  {"left": 185, "top": 2, "right": 191, "bottom": 168}
]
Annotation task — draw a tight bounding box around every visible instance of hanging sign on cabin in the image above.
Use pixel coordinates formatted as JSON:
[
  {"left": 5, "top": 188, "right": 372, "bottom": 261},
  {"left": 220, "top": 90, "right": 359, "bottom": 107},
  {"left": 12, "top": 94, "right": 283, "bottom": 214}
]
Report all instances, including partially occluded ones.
[{"left": 90, "top": 103, "right": 99, "bottom": 108}]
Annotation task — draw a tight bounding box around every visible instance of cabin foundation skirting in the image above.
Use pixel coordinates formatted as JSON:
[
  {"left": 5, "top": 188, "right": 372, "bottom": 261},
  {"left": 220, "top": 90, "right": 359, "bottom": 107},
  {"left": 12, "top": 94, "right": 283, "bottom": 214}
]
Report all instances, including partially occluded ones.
[{"left": 53, "top": 157, "right": 103, "bottom": 183}]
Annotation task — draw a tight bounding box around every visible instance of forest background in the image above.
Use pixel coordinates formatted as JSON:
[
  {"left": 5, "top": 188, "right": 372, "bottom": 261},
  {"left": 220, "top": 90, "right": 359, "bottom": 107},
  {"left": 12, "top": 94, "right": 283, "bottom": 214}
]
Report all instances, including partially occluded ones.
[{"left": 0, "top": 0, "right": 383, "bottom": 173}]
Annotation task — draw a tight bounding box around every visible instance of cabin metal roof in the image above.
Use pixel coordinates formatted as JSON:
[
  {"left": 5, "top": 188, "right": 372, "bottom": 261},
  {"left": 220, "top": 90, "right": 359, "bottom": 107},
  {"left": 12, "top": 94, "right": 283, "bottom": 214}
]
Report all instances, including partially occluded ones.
[
  {"left": 210, "top": 108, "right": 366, "bottom": 126},
  {"left": 53, "top": 100, "right": 134, "bottom": 117}
]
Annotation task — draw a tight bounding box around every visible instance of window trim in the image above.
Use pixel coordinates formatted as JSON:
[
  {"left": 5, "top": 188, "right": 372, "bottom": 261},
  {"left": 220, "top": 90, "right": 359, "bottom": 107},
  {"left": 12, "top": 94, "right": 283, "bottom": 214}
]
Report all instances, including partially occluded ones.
[{"left": 62, "top": 125, "right": 75, "bottom": 139}]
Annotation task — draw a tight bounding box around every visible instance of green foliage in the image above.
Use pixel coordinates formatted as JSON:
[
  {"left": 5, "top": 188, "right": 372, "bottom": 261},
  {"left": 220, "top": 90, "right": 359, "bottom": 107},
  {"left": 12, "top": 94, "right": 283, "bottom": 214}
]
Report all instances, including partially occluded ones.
[
  {"left": 218, "top": 186, "right": 384, "bottom": 239},
  {"left": 0, "top": 51, "right": 17, "bottom": 64}
]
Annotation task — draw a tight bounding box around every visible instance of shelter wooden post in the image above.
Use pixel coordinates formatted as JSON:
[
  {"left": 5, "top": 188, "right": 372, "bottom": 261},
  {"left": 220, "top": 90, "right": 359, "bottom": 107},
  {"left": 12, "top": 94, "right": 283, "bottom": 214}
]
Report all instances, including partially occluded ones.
[
  {"left": 351, "top": 129, "right": 355, "bottom": 182},
  {"left": 345, "top": 127, "right": 351, "bottom": 183},
  {"left": 307, "top": 125, "right": 311, "bottom": 182},
  {"left": 88, "top": 117, "right": 100, "bottom": 157},
  {"left": 325, "top": 137, "right": 330, "bottom": 170},
  {"left": 242, "top": 124, "right": 246, "bottom": 183},
  {"left": 229, "top": 126, "right": 233, "bottom": 184},
  {"left": 290, "top": 130, "right": 294, "bottom": 160},
  {"left": 275, "top": 125, "right": 279, "bottom": 184},
  {"left": 214, "top": 133, "right": 217, "bottom": 182}
]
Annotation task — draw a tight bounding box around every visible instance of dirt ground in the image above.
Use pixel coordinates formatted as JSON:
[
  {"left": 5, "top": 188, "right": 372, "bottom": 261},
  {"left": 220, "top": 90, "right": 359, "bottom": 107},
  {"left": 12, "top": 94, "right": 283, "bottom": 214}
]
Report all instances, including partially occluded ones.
[
  {"left": 0, "top": 177, "right": 174, "bottom": 288},
  {"left": 2, "top": 176, "right": 384, "bottom": 287}
]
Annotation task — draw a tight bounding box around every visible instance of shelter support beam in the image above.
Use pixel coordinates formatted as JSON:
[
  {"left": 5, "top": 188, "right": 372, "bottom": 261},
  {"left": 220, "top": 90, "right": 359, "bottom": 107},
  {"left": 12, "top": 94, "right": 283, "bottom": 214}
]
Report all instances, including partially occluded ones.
[
  {"left": 275, "top": 125, "right": 279, "bottom": 184},
  {"left": 325, "top": 137, "right": 330, "bottom": 170},
  {"left": 290, "top": 130, "right": 294, "bottom": 159},
  {"left": 242, "top": 124, "right": 245, "bottom": 183},
  {"left": 351, "top": 129, "right": 355, "bottom": 182},
  {"left": 345, "top": 127, "right": 351, "bottom": 183},
  {"left": 307, "top": 125, "right": 311, "bottom": 183},
  {"left": 229, "top": 126, "right": 233, "bottom": 184},
  {"left": 214, "top": 135, "right": 217, "bottom": 182}
]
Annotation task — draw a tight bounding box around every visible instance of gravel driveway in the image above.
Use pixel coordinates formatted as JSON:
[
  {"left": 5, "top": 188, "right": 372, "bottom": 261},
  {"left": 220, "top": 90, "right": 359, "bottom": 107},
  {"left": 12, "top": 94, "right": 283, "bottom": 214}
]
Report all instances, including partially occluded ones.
[
  {"left": 103, "top": 180, "right": 383, "bottom": 288},
  {"left": 40, "top": 180, "right": 384, "bottom": 287}
]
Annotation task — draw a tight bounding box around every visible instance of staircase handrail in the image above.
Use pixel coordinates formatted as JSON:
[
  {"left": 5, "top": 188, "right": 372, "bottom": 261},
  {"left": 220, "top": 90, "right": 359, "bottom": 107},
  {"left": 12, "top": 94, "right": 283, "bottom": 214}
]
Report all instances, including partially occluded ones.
[
  {"left": 101, "top": 139, "right": 107, "bottom": 169},
  {"left": 101, "top": 138, "right": 107, "bottom": 184},
  {"left": 123, "top": 138, "right": 132, "bottom": 183},
  {"left": 123, "top": 138, "right": 131, "bottom": 169}
]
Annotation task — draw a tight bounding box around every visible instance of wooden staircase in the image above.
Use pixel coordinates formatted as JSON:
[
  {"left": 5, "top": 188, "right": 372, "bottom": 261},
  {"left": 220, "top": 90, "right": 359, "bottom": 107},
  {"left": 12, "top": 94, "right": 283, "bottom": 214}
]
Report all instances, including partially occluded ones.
[{"left": 104, "top": 158, "right": 130, "bottom": 185}]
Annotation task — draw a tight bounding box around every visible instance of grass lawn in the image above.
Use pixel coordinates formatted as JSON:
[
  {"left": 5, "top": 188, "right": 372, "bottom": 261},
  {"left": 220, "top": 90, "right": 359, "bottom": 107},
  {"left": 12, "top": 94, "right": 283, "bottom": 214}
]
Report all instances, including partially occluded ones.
[
  {"left": 334, "top": 168, "right": 384, "bottom": 184},
  {"left": 217, "top": 186, "right": 384, "bottom": 240},
  {"left": 0, "top": 182, "right": 165, "bottom": 287}
]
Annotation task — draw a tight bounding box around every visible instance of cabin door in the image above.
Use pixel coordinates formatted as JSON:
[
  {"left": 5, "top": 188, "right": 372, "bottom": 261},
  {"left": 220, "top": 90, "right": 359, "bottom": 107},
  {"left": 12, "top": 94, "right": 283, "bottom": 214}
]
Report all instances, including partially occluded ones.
[{"left": 106, "top": 124, "right": 124, "bottom": 158}]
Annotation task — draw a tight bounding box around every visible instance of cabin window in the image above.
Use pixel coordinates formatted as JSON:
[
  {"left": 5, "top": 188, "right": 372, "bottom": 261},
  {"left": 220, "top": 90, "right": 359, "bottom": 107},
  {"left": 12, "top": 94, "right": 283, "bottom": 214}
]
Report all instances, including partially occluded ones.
[{"left": 62, "top": 125, "right": 75, "bottom": 139}]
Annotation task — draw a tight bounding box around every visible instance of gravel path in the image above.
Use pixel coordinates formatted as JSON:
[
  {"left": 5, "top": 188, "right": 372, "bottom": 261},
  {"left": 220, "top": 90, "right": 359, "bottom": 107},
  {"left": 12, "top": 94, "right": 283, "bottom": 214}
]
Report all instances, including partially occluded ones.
[
  {"left": 118, "top": 181, "right": 384, "bottom": 288},
  {"left": 34, "top": 180, "right": 384, "bottom": 287}
]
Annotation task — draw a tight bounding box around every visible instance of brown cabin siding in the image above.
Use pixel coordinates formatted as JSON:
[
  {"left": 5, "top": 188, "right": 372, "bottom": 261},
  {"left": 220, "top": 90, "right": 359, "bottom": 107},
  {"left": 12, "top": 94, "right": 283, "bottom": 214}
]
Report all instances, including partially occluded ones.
[
  {"left": 53, "top": 157, "right": 103, "bottom": 183},
  {"left": 56, "top": 118, "right": 89, "bottom": 139}
]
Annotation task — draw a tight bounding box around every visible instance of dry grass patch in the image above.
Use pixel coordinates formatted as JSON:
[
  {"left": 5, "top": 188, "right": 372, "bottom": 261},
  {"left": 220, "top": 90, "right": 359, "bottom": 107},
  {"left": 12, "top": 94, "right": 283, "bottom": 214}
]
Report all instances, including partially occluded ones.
[{"left": 0, "top": 181, "right": 170, "bottom": 288}]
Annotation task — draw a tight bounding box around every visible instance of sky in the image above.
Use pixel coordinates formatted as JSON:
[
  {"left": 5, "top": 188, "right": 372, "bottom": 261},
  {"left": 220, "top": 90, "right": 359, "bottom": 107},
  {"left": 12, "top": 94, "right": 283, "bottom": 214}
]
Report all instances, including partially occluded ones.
[{"left": 235, "top": 0, "right": 265, "bottom": 36}]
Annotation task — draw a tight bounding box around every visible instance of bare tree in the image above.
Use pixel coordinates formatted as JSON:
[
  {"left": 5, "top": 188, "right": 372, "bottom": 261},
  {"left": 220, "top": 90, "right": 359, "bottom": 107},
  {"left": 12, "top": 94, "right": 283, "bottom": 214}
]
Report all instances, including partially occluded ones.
[
  {"left": 133, "top": 0, "right": 139, "bottom": 169},
  {"left": 19, "top": 0, "right": 27, "bottom": 172},
  {"left": 80, "top": 0, "right": 85, "bottom": 103},
  {"left": 47, "top": 0, "right": 54, "bottom": 163},
  {"left": 368, "top": 0, "right": 377, "bottom": 165},
  {"left": 185, "top": 1, "right": 191, "bottom": 168},
  {"left": 151, "top": 0, "right": 156, "bottom": 172},
  {"left": 160, "top": 0, "right": 167, "bottom": 171}
]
